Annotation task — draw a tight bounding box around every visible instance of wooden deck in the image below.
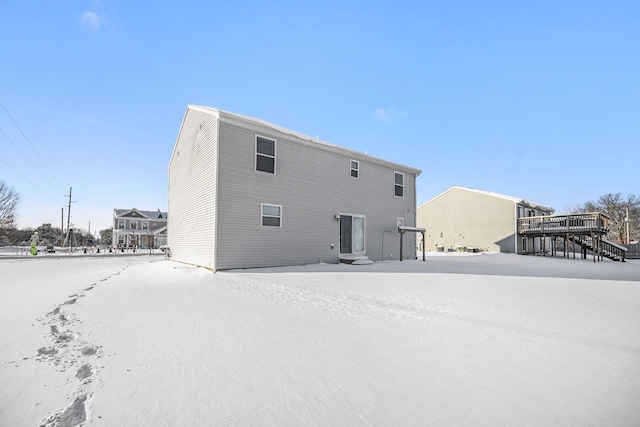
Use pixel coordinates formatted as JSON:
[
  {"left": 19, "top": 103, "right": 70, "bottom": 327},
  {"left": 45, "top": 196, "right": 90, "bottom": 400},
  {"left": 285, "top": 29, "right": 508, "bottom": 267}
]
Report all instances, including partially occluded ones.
[
  {"left": 518, "top": 212, "right": 608, "bottom": 236},
  {"left": 517, "top": 213, "right": 626, "bottom": 262}
]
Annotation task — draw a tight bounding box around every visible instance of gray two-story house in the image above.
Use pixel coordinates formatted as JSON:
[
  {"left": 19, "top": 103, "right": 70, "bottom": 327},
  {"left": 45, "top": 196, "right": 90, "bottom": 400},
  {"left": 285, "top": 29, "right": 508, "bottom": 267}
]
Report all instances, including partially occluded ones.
[{"left": 167, "top": 105, "right": 422, "bottom": 270}]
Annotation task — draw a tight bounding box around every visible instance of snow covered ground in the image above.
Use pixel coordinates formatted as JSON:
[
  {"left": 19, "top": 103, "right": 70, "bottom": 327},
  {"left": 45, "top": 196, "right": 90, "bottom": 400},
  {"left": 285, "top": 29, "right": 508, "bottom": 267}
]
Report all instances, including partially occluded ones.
[{"left": 1, "top": 253, "right": 639, "bottom": 426}]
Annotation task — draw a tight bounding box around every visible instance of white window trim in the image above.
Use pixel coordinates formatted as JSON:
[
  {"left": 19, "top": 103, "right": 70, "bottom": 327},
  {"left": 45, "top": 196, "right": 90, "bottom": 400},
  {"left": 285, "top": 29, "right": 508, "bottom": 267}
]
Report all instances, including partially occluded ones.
[
  {"left": 142, "top": 221, "right": 149, "bottom": 230},
  {"left": 261, "top": 203, "right": 282, "bottom": 228},
  {"left": 117, "top": 220, "right": 125, "bottom": 229},
  {"left": 350, "top": 159, "right": 359, "bottom": 178},
  {"left": 130, "top": 220, "right": 138, "bottom": 230},
  {"left": 255, "top": 135, "right": 276, "bottom": 174},
  {"left": 394, "top": 172, "right": 405, "bottom": 198}
]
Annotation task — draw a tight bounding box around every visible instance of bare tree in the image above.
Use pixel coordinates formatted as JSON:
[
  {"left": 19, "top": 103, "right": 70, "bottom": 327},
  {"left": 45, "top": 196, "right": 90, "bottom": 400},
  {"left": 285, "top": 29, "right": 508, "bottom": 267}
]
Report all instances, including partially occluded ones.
[
  {"left": 0, "top": 180, "right": 20, "bottom": 230},
  {"left": 578, "top": 193, "right": 639, "bottom": 244},
  {"left": 100, "top": 227, "right": 113, "bottom": 246}
]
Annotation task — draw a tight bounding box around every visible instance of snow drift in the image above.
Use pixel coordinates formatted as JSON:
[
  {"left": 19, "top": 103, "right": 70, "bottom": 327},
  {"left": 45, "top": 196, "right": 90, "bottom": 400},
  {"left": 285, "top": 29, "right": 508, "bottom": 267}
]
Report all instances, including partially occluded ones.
[{"left": 1, "top": 253, "right": 639, "bottom": 426}]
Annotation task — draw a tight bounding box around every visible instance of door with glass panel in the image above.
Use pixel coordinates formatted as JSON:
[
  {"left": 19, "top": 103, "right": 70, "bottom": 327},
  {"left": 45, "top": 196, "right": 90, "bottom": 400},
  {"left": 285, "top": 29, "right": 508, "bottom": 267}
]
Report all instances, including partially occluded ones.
[{"left": 340, "top": 215, "right": 365, "bottom": 254}]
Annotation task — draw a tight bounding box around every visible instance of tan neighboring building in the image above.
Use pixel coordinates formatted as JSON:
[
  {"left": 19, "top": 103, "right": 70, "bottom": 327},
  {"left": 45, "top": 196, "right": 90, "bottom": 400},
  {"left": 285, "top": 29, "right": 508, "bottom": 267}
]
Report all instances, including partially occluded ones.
[{"left": 417, "top": 186, "right": 553, "bottom": 253}]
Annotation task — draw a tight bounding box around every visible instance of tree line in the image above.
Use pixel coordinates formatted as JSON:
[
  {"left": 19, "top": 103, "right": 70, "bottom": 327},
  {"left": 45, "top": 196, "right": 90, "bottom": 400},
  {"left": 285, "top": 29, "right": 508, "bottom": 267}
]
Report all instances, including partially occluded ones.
[
  {"left": 0, "top": 222, "right": 114, "bottom": 247},
  {"left": 2, "top": 179, "right": 638, "bottom": 247},
  {"left": 0, "top": 180, "right": 113, "bottom": 246},
  {"left": 568, "top": 193, "right": 639, "bottom": 244}
]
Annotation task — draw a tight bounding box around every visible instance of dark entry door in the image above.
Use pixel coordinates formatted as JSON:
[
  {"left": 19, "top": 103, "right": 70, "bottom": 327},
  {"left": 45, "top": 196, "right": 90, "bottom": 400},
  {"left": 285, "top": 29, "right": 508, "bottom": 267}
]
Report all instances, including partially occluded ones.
[{"left": 340, "top": 215, "right": 352, "bottom": 254}]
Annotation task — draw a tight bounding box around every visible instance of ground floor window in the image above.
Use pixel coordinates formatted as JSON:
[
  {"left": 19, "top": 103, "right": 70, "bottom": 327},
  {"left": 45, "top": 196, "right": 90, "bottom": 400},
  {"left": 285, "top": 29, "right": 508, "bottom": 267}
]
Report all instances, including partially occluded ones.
[{"left": 261, "top": 204, "right": 282, "bottom": 227}]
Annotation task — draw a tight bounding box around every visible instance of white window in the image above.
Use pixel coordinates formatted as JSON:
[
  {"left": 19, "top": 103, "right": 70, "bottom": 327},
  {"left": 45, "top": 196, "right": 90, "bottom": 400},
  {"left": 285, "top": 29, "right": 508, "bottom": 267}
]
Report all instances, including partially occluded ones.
[
  {"left": 142, "top": 221, "right": 149, "bottom": 230},
  {"left": 117, "top": 235, "right": 125, "bottom": 245},
  {"left": 118, "top": 220, "right": 125, "bottom": 229},
  {"left": 394, "top": 172, "right": 404, "bottom": 197},
  {"left": 261, "top": 203, "right": 282, "bottom": 227},
  {"left": 130, "top": 221, "right": 138, "bottom": 230},
  {"left": 256, "top": 136, "right": 276, "bottom": 174},
  {"left": 350, "top": 160, "right": 359, "bottom": 178}
]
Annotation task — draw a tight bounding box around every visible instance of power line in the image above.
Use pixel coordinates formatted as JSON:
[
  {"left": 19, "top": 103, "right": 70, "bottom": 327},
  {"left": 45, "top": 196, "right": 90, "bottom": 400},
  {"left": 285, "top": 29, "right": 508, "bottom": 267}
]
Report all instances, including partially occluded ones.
[
  {"left": 0, "top": 75, "right": 68, "bottom": 191},
  {"left": 0, "top": 101, "right": 66, "bottom": 194},
  {"left": 0, "top": 156, "right": 62, "bottom": 205},
  {"left": 0, "top": 125, "right": 62, "bottom": 193}
]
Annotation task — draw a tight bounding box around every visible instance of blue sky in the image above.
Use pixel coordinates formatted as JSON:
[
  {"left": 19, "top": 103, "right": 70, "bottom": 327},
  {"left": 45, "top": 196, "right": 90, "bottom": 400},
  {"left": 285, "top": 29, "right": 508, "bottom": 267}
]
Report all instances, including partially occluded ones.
[{"left": 1, "top": 0, "right": 638, "bottom": 233}]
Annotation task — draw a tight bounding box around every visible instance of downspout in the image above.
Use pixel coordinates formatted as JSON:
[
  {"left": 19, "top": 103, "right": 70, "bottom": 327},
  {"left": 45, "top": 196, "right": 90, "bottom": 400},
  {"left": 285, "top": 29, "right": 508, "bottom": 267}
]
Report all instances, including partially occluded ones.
[
  {"left": 413, "top": 173, "right": 418, "bottom": 258},
  {"left": 382, "top": 229, "right": 395, "bottom": 261},
  {"left": 514, "top": 203, "right": 518, "bottom": 254}
]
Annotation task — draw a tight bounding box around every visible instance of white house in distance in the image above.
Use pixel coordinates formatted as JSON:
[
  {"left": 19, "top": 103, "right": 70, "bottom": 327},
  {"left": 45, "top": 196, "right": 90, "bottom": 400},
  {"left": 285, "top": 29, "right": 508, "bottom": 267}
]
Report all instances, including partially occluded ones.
[
  {"left": 167, "top": 105, "right": 422, "bottom": 271},
  {"left": 416, "top": 186, "right": 554, "bottom": 253},
  {"left": 112, "top": 208, "right": 167, "bottom": 249}
]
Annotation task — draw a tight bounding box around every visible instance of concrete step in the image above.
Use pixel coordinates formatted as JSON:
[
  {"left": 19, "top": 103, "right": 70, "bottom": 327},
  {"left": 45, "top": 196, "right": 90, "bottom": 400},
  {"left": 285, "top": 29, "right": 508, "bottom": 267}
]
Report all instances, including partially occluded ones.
[{"left": 340, "top": 254, "right": 373, "bottom": 265}]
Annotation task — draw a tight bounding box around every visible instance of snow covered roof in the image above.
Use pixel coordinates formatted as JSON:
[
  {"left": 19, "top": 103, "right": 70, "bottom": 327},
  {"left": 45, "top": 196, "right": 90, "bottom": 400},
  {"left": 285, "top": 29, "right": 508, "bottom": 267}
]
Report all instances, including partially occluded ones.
[
  {"left": 114, "top": 208, "right": 167, "bottom": 220},
  {"left": 180, "top": 105, "right": 422, "bottom": 176},
  {"left": 421, "top": 185, "right": 554, "bottom": 213}
]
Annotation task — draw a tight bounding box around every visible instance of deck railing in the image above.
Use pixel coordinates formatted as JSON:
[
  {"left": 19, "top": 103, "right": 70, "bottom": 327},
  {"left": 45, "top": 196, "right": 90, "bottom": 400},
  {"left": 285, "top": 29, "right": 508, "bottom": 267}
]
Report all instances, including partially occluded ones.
[{"left": 518, "top": 212, "right": 609, "bottom": 235}]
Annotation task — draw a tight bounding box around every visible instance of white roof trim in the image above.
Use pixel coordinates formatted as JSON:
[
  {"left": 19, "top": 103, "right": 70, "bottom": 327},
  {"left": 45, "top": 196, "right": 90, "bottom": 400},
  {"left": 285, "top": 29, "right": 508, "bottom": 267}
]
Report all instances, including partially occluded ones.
[
  {"left": 114, "top": 208, "right": 151, "bottom": 219},
  {"left": 419, "top": 185, "right": 554, "bottom": 212},
  {"left": 186, "top": 105, "right": 422, "bottom": 176}
]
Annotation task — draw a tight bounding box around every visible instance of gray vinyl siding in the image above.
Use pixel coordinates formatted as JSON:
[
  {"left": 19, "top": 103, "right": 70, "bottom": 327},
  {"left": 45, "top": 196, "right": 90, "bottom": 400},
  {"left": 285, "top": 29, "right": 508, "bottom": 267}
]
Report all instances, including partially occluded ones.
[
  {"left": 167, "top": 109, "right": 218, "bottom": 269},
  {"left": 213, "top": 117, "right": 418, "bottom": 269},
  {"left": 417, "top": 187, "right": 517, "bottom": 253}
]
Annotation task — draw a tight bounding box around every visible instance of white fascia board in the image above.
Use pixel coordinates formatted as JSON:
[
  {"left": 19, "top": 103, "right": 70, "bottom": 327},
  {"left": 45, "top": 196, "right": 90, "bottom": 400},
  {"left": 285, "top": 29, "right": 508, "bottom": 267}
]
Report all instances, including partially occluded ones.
[
  {"left": 422, "top": 185, "right": 553, "bottom": 213},
  {"left": 190, "top": 105, "right": 422, "bottom": 176}
]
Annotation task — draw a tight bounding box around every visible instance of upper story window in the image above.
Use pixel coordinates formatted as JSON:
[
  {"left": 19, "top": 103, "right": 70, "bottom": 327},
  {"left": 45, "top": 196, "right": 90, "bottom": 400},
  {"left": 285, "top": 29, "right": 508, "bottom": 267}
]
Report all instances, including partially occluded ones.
[
  {"left": 130, "top": 221, "right": 138, "bottom": 230},
  {"left": 261, "top": 203, "right": 282, "bottom": 227},
  {"left": 350, "top": 160, "right": 359, "bottom": 178},
  {"left": 142, "top": 221, "right": 149, "bottom": 230},
  {"left": 256, "top": 136, "right": 276, "bottom": 174},
  {"left": 118, "top": 220, "right": 125, "bottom": 229},
  {"left": 394, "top": 172, "right": 404, "bottom": 197}
]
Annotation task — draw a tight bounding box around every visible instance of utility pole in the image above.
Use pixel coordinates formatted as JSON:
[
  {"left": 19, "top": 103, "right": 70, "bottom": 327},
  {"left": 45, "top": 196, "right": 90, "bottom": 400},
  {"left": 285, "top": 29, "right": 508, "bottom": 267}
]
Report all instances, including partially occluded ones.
[
  {"left": 63, "top": 187, "right": 76, "bottom": 250},
  {"left": 61, "top": 207, "right": 64, "bottom": 247}
]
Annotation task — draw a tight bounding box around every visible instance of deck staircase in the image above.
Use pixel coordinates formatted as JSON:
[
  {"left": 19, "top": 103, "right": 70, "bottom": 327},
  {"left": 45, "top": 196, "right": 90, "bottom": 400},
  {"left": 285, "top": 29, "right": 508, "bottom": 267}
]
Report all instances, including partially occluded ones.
[{"left": 568, "top": 235, "right": 626, "bottom": 262}]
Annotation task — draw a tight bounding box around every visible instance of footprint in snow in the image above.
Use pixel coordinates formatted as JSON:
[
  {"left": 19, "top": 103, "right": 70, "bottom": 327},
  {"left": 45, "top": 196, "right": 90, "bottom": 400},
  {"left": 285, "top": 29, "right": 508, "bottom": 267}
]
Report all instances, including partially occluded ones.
[
  {"left": 38, "top": 347, "right": 58, "bottom": 356},
  {"left": 40, "top": 392, "right": 92, "bottom": 427},
  {"left": 64, "top": 298, "right": 77, "bottom": 305},
  {"left": 55, "top": 333, "right": 74, "bottom": 344},
  {"left": 76, "top": 364, "right": 93, "bottom": 379},
  {"left": 81, "top": 346, "right": 97, "bottom": 356}
]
